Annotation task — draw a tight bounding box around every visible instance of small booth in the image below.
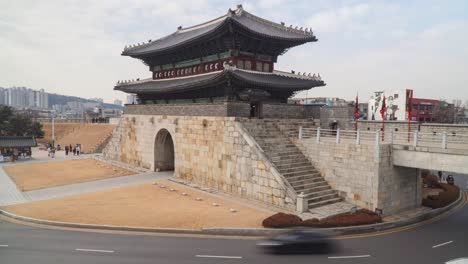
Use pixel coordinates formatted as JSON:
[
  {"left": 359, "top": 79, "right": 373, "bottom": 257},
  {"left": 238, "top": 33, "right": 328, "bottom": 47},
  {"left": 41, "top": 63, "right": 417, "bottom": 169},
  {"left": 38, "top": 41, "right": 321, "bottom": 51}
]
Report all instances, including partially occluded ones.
[{"left": 0, "top": 136, "right": 37, "bottom": 162}]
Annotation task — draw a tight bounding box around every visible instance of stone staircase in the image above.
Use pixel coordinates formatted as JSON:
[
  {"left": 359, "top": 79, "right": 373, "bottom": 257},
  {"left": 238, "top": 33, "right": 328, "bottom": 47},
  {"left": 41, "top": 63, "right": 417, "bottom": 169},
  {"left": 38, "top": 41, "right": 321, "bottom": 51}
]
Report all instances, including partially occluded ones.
[{"left": 242, "top": 119, "right": 341, "bottom": 209}]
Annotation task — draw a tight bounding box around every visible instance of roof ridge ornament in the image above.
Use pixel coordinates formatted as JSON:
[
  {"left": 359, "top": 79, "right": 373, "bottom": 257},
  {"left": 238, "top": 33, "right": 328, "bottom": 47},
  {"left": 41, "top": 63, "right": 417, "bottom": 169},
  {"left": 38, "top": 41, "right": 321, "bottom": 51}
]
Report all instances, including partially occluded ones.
[{"left": 223, "top": 61, "right": 237, "bottom": 70}]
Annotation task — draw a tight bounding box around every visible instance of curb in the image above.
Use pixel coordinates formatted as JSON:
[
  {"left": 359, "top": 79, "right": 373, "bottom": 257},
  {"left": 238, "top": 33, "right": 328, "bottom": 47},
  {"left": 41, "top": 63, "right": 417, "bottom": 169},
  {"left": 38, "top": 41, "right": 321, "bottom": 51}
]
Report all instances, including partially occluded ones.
[{"left": 0, "top": 191, "right": 464, "bottom": 237}]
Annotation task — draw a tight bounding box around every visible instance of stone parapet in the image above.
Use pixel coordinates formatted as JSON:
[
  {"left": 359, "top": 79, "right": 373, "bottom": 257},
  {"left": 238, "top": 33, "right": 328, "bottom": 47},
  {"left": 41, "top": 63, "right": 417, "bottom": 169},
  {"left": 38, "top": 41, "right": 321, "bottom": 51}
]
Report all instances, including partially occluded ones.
[{"left": 123, "top": 102, "right": 321, "bottom": 119}]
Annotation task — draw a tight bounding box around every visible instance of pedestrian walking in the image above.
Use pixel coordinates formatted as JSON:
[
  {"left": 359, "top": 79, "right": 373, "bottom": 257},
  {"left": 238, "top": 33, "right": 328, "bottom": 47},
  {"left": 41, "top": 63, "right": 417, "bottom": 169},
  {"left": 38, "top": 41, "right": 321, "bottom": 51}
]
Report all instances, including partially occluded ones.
[
  {"left": 72, "top": 146, "right": 76, "bottom": 155},
  {"left": 446, "top": 175, "right": 454, "bottom": 185},
  {"left": 65, "top": 145, "right": 69, "bottom": 156},
  {"left": 51, "top": 147, "right": 55, "bottom": 158},
  {"left": 76, "top": 144, "right": 81, "bottom": 155},
  {"left": 47, "top": 146, "right": 51, "bottom": 157},
  {"left": 437, "top": 171, "right": 444, "bottom": 182}
]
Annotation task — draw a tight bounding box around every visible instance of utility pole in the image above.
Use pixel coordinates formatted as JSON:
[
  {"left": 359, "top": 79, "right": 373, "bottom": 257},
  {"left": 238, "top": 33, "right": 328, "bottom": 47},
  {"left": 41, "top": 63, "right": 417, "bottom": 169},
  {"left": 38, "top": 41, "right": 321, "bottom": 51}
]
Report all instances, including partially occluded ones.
[{"left": 51, "top": 115, "right": 55, "bottom": 147}]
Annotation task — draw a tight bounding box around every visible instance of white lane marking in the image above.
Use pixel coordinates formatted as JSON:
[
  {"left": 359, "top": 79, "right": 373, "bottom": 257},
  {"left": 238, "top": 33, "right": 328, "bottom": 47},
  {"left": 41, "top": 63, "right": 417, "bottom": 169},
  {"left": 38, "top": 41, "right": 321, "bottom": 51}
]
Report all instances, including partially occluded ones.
[
  {"left": 196, "top": 255, "right": 243, "bottom": 259},
  {"left": 328, "top": 255, "right": 371, "bottom": 259},
  {"left": 432, "top": 241, "right": 453, "bottom": 248},
  {"left": 0, "top": 245, "right": 9, "bottom": 247},
  {"left": 75, "top": 248, "right": 115, "bottom": 253}
]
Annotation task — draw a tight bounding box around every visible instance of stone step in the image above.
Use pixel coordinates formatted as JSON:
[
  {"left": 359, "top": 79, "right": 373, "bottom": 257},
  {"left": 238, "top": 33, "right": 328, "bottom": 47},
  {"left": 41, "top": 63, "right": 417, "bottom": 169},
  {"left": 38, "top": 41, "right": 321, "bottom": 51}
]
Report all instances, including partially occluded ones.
[
  {"left": 300, "top": 188, "right": 336, "bottom": 197},
  {"left": 292, "top": 181, "right": 329, "bottom": 190},
  {"left": 271, "top": 157, "right": 311, "bottom": 167},
  {"left": 307, "top": 197, "right": 342, "bottom": 209},
  {"left": 279, "top": 165, "right": 317, "bottom": 174},
  {"left": 262, "top": 143, "right": 297, "bottom": 148},
  {"left": 290, "top": 179, "right": 328, "bottom": 189},
  {"left": 269, "top": 152, "right": 304, "bottom": 159},
  {"left": 285, "top": 173, "right": 322, "bottom": 182},
  {"left": 283, "top": 169, "right": 318, "bottom": 177},
  {"left": 275, "top": 161, "right": 311, "bottom": 169},
  {"left": 307, "top": 192, "right": 339, "bottom": 203}
]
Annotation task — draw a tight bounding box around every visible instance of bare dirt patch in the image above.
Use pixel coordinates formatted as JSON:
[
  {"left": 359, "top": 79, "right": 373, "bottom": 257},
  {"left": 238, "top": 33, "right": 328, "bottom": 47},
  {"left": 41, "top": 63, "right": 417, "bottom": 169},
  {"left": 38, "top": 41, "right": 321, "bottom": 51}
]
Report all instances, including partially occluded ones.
[
  {"left": 4, "top": 159, "right": 135, "bottom": 191},
  {"left": 3, "top": 180, "right": 270, "bottom": 229}
]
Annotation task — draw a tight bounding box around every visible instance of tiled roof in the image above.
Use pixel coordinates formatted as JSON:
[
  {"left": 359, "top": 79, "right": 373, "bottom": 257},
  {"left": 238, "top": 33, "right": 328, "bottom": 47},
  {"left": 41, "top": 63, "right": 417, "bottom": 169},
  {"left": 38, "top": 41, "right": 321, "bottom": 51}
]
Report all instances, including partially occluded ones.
[
  {"left": 115, "top": 66, "right": 325, "bottom": 94},
  {"left": 0, "top": 137, "right": 37, "bottom": 148},
  {"left": 122, "top": 5, "right": 316, "bottom": 57}
]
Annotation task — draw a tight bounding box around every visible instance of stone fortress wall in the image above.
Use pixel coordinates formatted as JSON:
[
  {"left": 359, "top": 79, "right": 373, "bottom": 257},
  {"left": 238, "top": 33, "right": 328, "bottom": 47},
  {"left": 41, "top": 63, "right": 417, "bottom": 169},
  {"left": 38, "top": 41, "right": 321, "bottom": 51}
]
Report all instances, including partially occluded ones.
[
  {"left": 103, "top": 114, "right": 299, "bottom": 210},
  {"left": 104, "top": 105, "right": 465, "bottom": 215},
  {"left": 293, "top": 138, "right": 421, "bottom": 215}
]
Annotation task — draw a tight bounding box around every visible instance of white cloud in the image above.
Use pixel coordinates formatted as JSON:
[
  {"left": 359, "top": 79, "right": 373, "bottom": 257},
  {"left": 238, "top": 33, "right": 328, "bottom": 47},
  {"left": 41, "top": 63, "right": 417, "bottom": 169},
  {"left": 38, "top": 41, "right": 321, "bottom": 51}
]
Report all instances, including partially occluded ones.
[
  {"left": 306, "top": 3, "right": 370, "bottom": 33},
  {"left": 287, "top": 20, "right": 468, "bottom": 102},
  {"left": 0, "top": 0, "right": 467, "bottom": 104}
]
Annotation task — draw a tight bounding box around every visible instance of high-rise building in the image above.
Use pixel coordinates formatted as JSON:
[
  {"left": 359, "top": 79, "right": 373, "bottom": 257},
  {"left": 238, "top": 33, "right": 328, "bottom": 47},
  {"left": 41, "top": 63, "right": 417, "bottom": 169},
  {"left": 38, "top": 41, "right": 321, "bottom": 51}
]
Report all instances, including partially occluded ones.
[
  {"left": 90, "top": 98, "right": 104, "bottom": 103},
  {"left": 0, "top": 87, "right": 6, "bottom": 105},
  {"left": 0, "top": 87, "right": 49, "bottom": 109}
]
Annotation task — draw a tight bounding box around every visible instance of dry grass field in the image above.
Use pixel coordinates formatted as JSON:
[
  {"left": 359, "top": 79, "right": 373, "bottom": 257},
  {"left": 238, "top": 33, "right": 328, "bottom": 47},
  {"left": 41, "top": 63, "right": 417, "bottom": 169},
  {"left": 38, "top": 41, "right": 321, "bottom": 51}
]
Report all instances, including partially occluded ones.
[
  {"left": 3, "top": 180, "right": 270, "bottom": 229},
  {"left": 4, "top": 158, "right": 135, "bottom": 191}
]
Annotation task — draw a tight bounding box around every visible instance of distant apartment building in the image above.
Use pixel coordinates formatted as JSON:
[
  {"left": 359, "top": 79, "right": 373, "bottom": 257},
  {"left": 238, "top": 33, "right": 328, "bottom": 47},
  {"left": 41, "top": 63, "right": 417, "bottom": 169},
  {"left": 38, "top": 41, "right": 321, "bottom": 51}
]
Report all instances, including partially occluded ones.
[
  {"left": 90, "top": 98, "right": 104, "bottom": 103},
  {"left": 67, "top": 101, "right": 84, "bottom": 112},
  {"left": 0, "top": 87, "right": 6, "bottom": 105},
  {"left": 0, "top": 87, "right": 48, "bottom": 109}
]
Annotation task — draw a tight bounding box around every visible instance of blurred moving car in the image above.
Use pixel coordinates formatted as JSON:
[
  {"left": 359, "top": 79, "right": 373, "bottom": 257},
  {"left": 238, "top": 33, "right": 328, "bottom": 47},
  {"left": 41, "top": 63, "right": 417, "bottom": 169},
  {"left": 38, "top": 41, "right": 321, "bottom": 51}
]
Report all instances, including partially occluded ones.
[{"left": 257, "top": 229, "right": 337, "bottom": 254}]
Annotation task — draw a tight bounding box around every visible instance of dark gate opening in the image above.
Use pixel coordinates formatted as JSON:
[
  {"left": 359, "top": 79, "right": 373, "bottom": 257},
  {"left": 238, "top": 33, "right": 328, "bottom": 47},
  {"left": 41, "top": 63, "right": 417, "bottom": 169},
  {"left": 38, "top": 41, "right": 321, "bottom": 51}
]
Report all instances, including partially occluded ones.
[{"left": 154, "top": 129, "right": 175, "bottom": 171}]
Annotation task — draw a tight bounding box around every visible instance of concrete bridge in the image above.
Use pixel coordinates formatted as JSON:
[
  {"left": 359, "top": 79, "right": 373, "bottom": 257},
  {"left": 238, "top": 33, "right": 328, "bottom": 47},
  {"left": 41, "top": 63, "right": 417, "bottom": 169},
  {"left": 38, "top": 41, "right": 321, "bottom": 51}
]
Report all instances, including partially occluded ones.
[
  {"left": 297, "top": 127, "right": 468, "bottom": 175},
  {"left": 292, "top": 126, "right": 468, "bottom": 215}
]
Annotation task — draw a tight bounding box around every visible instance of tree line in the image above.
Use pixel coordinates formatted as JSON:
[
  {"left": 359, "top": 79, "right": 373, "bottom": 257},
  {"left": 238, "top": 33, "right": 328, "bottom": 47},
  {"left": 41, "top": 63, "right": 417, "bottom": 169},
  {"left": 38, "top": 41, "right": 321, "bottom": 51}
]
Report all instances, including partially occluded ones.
[{"left": 0, "top": 105, "right": 44, "bottom": 138}]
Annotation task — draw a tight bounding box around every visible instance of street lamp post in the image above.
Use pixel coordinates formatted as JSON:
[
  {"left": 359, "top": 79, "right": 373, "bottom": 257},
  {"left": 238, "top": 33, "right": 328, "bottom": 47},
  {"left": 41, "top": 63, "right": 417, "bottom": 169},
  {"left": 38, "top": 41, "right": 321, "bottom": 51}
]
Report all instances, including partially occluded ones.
[{"left": 51, "top": 115, "right": 55, "bottom": 147}]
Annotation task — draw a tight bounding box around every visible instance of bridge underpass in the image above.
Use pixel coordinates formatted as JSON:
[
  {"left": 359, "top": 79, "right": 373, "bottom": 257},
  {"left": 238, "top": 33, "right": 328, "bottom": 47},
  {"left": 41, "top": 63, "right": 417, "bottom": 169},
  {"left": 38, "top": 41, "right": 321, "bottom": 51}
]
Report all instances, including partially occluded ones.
[{"left": 392, "top": 145, "right": 468, "bottom": 174}]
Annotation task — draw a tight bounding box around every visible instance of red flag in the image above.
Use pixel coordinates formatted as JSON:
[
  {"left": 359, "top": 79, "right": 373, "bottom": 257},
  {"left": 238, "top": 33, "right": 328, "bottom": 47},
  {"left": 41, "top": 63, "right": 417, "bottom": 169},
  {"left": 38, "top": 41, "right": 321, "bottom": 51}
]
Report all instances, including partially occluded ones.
[
  {"left": 354, "top": 94, "right": 359, "bottom": 119},
  {"left": 406, "top": 89, "right": 413, "bottom": 121},
  {"left": 380, "top": 96, "right": 387, "bottom": 119}
]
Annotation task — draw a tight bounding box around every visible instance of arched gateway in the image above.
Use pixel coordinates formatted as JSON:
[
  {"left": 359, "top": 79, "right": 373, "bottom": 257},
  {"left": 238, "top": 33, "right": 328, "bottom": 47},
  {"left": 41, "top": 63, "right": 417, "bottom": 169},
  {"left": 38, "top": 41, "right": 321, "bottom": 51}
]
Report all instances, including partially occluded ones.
[{"left": 154, "top": 129, "right": 174, "bottom": 171}]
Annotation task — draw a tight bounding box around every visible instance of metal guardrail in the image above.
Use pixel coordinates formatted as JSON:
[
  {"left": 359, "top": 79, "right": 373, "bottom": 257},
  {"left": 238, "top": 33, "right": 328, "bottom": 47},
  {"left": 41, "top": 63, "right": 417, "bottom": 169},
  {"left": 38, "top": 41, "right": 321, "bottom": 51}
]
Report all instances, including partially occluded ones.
[{"left": 296, "top": 127, "right": 468, "bottom": 151}]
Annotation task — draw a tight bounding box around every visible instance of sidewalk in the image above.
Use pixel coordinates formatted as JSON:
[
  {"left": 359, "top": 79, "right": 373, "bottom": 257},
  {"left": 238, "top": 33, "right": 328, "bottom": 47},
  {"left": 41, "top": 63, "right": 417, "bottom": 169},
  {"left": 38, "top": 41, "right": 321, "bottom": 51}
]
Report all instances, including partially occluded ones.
[
  {"left": 0, "top": 167, "right": 27, "bottom": 206},
  {"left": 24, "top": 171, "right": 172, "bottom": 202}
]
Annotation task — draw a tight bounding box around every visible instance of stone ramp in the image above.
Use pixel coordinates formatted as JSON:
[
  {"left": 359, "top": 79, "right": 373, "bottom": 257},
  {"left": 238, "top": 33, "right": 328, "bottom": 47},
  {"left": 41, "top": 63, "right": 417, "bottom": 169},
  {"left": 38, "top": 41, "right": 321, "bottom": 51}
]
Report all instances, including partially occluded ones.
[
  {"left": 57, "top": 124, "right": 116, "bottom": 154},
  {"left": 38, "top": 123, "right": 83, "bottom": 144},
  {"left": 241, "top": 119, "right": 341, "bottom": 210}
]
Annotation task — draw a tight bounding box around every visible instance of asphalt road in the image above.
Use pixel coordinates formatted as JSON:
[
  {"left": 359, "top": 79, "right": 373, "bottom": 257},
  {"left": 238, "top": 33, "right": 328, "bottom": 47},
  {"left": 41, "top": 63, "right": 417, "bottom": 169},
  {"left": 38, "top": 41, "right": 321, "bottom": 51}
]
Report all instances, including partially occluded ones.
[{"left": 0, "top": 175, "right": 467, "bottom": 264}]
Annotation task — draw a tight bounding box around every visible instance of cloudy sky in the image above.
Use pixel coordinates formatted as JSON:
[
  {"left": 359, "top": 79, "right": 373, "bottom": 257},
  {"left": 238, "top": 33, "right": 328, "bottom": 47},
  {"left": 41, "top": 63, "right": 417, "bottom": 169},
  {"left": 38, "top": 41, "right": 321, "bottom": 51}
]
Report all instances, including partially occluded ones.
[{"left": 1, "top": 0, "right": 467, "bottom": 103}]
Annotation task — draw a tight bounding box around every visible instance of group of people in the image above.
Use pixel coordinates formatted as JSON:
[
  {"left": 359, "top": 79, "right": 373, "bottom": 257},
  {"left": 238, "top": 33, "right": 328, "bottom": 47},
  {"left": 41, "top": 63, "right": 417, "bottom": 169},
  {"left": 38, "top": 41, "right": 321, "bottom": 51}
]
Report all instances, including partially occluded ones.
[
  {"left": 46, "top": 143, "right": 82, "bottom": 158},
  {"left": 437, "top": 171, "right": 455, "bottom": 185},
  {"left": 64, "top": 144, "right": 81, "bottom": 156}
]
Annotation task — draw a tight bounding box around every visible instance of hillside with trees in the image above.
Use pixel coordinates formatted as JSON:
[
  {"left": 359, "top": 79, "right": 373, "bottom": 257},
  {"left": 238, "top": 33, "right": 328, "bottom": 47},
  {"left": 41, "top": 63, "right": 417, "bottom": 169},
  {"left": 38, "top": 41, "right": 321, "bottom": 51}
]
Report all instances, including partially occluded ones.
[{"left": 0, "top": 106, "right": 44, "bottom": 138}]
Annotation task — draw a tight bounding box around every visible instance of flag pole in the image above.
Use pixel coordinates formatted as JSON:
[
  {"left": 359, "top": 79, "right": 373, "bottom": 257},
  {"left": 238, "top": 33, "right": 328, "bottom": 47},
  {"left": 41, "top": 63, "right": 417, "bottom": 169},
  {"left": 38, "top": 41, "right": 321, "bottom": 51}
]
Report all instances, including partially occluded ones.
[
  {"left": 380, "top": 95, "right": 386, "bottom": 142},
  {"left": 407, "top": 89, "right": 412, "bottom": 143}
]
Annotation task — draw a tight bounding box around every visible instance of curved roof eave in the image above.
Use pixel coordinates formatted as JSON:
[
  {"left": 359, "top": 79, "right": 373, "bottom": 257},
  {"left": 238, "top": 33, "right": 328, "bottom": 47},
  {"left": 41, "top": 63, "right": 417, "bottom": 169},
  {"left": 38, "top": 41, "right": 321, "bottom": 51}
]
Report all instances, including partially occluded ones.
[{"left": 121, "top": 6, "right": 317, "bottom": 58}]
